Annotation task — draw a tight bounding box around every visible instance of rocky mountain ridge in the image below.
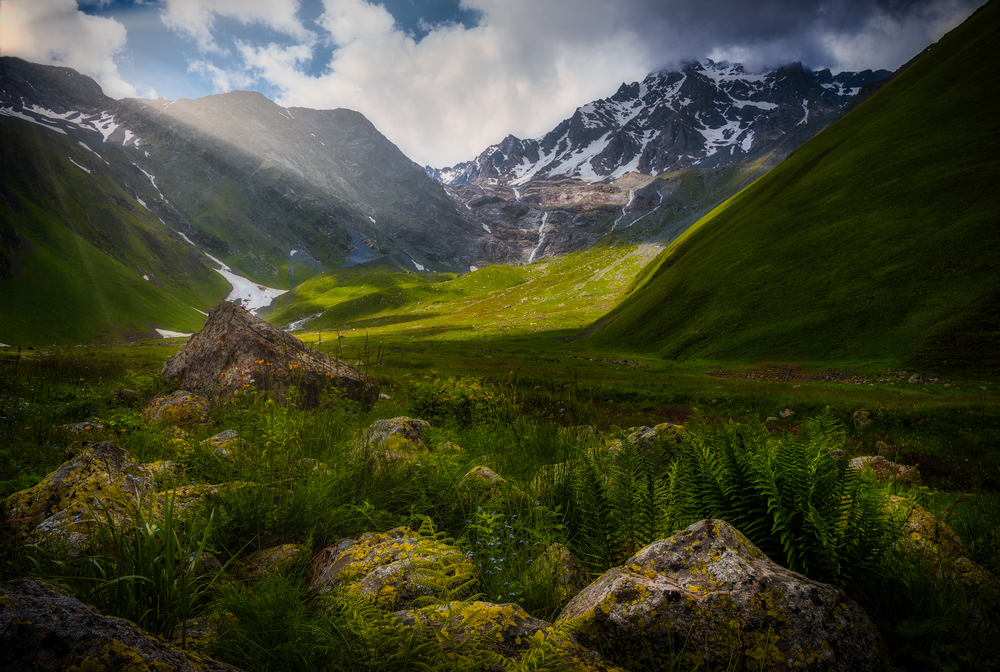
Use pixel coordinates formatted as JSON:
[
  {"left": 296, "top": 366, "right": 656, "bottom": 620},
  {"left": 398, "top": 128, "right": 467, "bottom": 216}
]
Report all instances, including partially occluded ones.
[
  {"left": 428, "top": 60, "right": 889, "bottom": 186},
  {"left": 0, "top": 56, "right": 483, "bottom": 280}
]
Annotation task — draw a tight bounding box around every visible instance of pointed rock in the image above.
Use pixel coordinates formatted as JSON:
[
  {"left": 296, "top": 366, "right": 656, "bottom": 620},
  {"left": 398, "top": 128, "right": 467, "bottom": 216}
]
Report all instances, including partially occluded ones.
[{"left": 161, "top": 301, "right": 378, "bottom": 408}]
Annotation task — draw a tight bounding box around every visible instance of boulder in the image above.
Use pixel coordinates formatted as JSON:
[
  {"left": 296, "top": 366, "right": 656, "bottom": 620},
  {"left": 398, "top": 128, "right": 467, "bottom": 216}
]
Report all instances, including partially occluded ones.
[
  {"left": 161, "top": 300, "right": 378, "bottom": 408},
  {"left": 3, "top": 442, "right": 155, "bottom": 555},
  {"left": 852, "top": 410, "right": 873, "bottom": 429},
  {"left": 522, "top": 543, "right": 588, "bottom": 607},
  {"left": 850, "top": 455, "right": 921, "bottom": 483},
  {"left": 309, "top": 526, "right": 477, "bottom": 610},
  {"left": 556, "top": 519, "right": 883, "bottom": 671},
  {"left": 623, "top": 422, "right": 684, "bottom": 453},
  {"left": 365, "top": 416, "right": 432, "bottom": 450},
  {"left": 393, "top": 601, "right": 620, "bottom": 671},
  {"left": 886, "top": 496, "right": 1000, "bottom": 602},
  {"left": 141, "top": 390, "right": 213, "bottom": 430},
  {"left": 243, "top": 543, "right": 306, "bottom": 578},
  {"left": 0, "top": 578, "right": 239, "bottom": 672},
  {"left": 779, "top": 408, "right": 795, "bottom": 419}
]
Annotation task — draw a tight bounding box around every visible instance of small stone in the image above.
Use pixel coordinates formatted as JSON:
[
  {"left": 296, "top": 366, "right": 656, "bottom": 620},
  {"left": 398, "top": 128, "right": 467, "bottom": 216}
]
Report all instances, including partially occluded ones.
[
  {"left": 779, "top": 408, "right": 795, "bottom": 419},
  {"left": 876, "top": 440, "right": 890, "bottom": 456},
  {"left": 852, "top": 410, "right": 873, "bottom": 429},
  {"left": 909, "top": 373, "right": 927, "bottom": 384}
]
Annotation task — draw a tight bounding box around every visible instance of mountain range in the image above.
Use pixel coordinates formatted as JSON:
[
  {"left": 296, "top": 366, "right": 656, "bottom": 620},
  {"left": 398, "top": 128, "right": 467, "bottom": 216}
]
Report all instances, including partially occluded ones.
[{"left": 427, "top": 60, "right": 888, "bottom": 185}]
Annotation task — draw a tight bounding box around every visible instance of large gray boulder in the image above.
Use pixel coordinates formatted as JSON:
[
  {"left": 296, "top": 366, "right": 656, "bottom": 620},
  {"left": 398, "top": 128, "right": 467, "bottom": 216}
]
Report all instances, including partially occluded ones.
[
  {"left": 161, "top": 300, "right": 378, "bottom": 408},
  {"left": 556, "top": 519, "right": 883, "bottom": 671},
  {"left": 0, "top": 577, "right": 240, "bottom": 671}
]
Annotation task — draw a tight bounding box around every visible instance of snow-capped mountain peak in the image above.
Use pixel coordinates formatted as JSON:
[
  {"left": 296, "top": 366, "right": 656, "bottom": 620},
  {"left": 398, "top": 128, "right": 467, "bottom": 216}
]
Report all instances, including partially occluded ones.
[{"left": 428, "top": 60, "right": 890, "bottom": 185}]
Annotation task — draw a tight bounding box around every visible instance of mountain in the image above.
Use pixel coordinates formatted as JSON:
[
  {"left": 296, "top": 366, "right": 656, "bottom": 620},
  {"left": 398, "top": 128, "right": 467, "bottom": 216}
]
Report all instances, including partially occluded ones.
[
  {"left": 428, "top": 61, "right": 889, "bottom": 186},
  {"left": 1, "top": 58, "right": 483, "bottom": 283},
  {"left": 0, "top": 58, "right": 495, "bottom": 344},
  {"left": 585, "top": 1, "right": 1000, "bottom": 373}
]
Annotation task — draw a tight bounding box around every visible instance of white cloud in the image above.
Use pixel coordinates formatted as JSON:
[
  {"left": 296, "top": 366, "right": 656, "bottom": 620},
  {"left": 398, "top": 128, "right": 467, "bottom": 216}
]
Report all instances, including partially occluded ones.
[
  {"left": 237, "top": 0, "right": 659, "bottom": 167},
  {"left": 188, "top": 59, "right": 257, "bottom": 92},
  {"left": 159, "top": 0, "right": 315, "bottom": 54},
  {"left": 0, "top": 0, "right": 136, "bottom": 98}
]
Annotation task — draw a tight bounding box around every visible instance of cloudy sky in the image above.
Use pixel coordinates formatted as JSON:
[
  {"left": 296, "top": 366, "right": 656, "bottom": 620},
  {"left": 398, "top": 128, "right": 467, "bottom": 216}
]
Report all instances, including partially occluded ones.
[{"left": 1, "top": 0, "right": 984, "bottom": 167}]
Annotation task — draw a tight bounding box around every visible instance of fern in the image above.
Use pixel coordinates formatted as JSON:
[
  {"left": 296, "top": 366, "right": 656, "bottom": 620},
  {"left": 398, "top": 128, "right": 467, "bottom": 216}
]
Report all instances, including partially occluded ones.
[{"left": 668, "top": 410, "right": 896, "bottom": 585}]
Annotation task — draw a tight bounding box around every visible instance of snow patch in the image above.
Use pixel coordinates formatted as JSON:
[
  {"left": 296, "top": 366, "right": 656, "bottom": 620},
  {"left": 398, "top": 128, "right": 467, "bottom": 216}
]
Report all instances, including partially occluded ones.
[
  {"left": 470, "top": 265, "right": 478, "bottom": 272},
  {"left": 68, "top": 158, "right": 91, "bottom": 174},
  {"left": 156, "top": 329, "right": 192, "bottom": 338},
  {"left": 482, "top": 223, "right": 492, "bottom": 234},
  {"left": 0, "top": 107, "right": 68, "bottom": 134},
  {"left": 368, "top": 216, "right": 376, "bottom": 224},
  {"left": 136, "top": 198, "right": 147, "bottom": 209},
  {"left": 143, "top": 274, "right": 149, "bottom": 281}
]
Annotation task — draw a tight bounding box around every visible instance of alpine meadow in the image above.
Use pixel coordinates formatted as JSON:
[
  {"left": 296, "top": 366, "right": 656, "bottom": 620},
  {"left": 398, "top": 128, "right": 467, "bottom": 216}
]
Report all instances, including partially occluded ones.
[{"left": 1, "top": 2, "right": 998, "bottom": 672}]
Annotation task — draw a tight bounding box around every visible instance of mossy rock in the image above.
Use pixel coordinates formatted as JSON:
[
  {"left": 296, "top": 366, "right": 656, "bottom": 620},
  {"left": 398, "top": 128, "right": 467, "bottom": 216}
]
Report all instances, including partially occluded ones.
[
  {"left": 886, "top": 496, "right": 1000, "bottom": 614},
  {"left": 556, "top": 519, "right": 883, "bottom": 671},
  {"left": 0, "top": 578, "right": 239, "bottom": 671},
  {"left": 394, "top": 600, "right": 622, "bottom": 671},
  {"left": 3, "top": 442, "right": 156, "bottom": 555},
  {"left": 243, "top": 544, "right": 307, "bottom": 578},
  {"left": 141, "top": 390, "right": 213, "bottom": 430},
  {"left": 522, "top": 543, "right": 588, "bottom": 608},
  {"left": 309, "top": 526, "right": 476, "bottom": 610}
]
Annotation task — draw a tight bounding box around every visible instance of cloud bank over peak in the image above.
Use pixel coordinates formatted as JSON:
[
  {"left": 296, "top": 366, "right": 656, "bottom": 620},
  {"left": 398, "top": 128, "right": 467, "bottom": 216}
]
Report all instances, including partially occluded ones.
[{"left": 1, "top": 0, "right": 985, "bottom": 167}]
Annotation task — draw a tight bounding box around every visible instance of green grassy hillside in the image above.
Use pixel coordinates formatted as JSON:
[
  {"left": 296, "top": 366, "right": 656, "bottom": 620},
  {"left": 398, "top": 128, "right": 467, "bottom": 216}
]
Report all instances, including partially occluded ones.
[
  {"left": 588, "top": 1, "right": 1000, "bottom": 373},
  {"left": 0, "top": 122, "right": 230, "bottom": 345}
]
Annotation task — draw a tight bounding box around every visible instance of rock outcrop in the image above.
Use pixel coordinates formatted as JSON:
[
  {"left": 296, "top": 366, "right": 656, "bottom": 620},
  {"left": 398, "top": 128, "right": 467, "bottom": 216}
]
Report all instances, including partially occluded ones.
[
  {"left": 161, "top": 300, "right": 378, "bottom": 408},
  {"left": 556, "top": 519, "right": 883, "bottom": 671},
  {"left": 310, "top": 526, "right": 476, "bottom": 610},
  {"left": 0, "top": 578, "right": 240, "bottom": 671},
  {"left": 141, "top": 390, "right": 213, "bottom": 429}
]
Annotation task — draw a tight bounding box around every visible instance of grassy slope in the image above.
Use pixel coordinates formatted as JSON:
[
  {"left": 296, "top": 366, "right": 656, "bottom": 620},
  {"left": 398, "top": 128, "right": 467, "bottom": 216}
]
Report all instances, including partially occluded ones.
[
  {"left": 587, "top": 1, "right": 1000, "bottom": 373},
  {"left": 0, "top": 123, "right": 230, "bottom": 345}
]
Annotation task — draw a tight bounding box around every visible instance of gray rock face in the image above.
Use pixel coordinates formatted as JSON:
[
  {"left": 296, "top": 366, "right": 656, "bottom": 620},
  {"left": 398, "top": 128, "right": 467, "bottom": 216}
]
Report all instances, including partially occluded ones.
[
  {"left": 162, "top": 300, "right": 378, "bottom": 408},
  {"left": 0, "top": 577, "right": 240, "bottom": 671},
  {"left": 556, "top": 519, "right": 883, "bottom": 671}
]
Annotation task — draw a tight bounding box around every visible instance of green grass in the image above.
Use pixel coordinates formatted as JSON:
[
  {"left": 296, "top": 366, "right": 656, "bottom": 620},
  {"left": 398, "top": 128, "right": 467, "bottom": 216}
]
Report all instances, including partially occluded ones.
[
  {"left": 0, "top": 123, "right": 231, "bottom": 345},
  {"left": 587, "top": 0, "right": 1000, "bottom": 374},
  {"left": 2, "top": 347, "right": 999, "bottom": 670}
]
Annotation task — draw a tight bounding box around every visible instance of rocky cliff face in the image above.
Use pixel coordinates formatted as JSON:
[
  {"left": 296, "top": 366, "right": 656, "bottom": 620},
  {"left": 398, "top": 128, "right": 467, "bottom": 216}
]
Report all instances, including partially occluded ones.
[{"left": 428, "top": 60, "right": 890, "bottom": 186}]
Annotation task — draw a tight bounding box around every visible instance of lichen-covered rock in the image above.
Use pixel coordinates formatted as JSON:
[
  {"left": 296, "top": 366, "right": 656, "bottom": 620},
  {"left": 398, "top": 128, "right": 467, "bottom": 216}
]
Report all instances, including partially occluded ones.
[
  {"left": 309, "top": 527, "right": 476, "bottom": 610},
  {"left": 522, "top": 543, "right": 588, "bottom": 607},
  {"left": 365, "top": 416, "right": 432, "bottom": 451},
  {"left": 887, "top": 496, "right": 1000, "bottom": 601},
  {"left": 394, "top": 601, "right": 621, "bottom": 671},
  {"left": 852, "top": 410, "right": 873, "bottom": 429},
  {"left": 459, "top": 465, "right": 505, "bottom": 498},
  {"left": 3, "top": 442, "right": 154, "bottom": 555},
  {"left": 201, "top": 429, "right": 241, "bottom": 460},
  {"left": 623, "top": 422, "right": 684, "bottom": 453},
  {"left": 161, "top": 300, "right": 378, "bottom": 408},
  {"left": 850, "top": 455, "right": 921, "bottom": 483},
  {"left": 244, "top": 544, "right": 306, "bottom": 578},
  {"left": 556, "top": 519, "right": 883, "bottom": 671},
  {"left": 57, "top": 421, "right": 107, "bottom": 435},
  {"left": 141, "top": 390, "right": 213, "bottom": 430},
  {"left": 435, "top": 440, "right": 465, "bottom": 454},
  {"left": 0, "top": 578, "right": 240, "bottom": 671}
]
